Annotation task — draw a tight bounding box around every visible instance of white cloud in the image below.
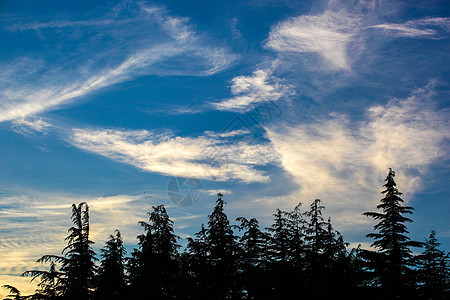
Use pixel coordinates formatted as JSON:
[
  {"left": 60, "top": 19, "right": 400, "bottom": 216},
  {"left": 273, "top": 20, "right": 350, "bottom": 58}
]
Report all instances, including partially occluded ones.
[
  {"left": 69, "top": 128, "right": 279, "bottom": 183},
  {"left": 265, "top": 86, "right": 449, "bottom": 230},
  {"left": 212, "top": 69, "right": 291, "bottom": 111},
  {"left": 371, "top": 17, "right": 450, "bottom": 38},
  {"left": 266, "top": 10, "right": 360, "bottom": 70},
  {"left": 371, "top": 24, "right": 435, "bottom": 37},
  {"left": 11, "top": 116, "right": 53, "bottom": 134},
  {"left": 204, "top": 189, "right": 233, "bottom": 196},
  {"left": 0, "top": 4, "right": 236, "bottom": 123}
]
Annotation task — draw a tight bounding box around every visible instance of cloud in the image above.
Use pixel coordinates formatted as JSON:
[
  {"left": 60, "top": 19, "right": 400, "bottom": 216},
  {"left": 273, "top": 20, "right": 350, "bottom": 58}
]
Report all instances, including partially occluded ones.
[
  {"left": 0, "top": 4, "right": 236, "bottom": 123},
  {"left": 371, "top": 24, "right": 435, "bottom": 37},
  {"left": 69, "top": 128, "right": 279, "bottom": 183},
  {"left": 204, "top": 189, "right": 233, "bottom": 196},
  {"left": 266, "top": 10, "right": 360, "bottom": 70},
  {"left": 11, "top": 116, "right": 53, "bottom": 134},
  {"left": 211, "top": 69, "right": 291, "bottom": 111},
  {"left": 371, "top": 17, "right": 450, "bottom": 38},
  {"left": 265, "top": 85, "right": 449, "bottom": 230}
]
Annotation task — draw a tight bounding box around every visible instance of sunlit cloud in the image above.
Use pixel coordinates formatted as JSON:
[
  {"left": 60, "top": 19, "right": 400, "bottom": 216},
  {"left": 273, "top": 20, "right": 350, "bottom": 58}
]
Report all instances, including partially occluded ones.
[
  {"left": 0, "top": 4, "right": 236, "bottom": 123},
  {"left": 211, "top": 69, "right": 292, "bottom": 111},
  {"left": 11, "top": 116, "right": 53, "bottom": 134},
  {"left": 69, "top": 128, "right": 279, "bottom": 183},
  {"left": 265, "top": 85, "right": 449, "bottom": 230},
  {"left": 371, "top": 17, "right": 449, "bottom": 38},
  {"left": 266, "top": 10, "right": 360, "bottom": 70}
]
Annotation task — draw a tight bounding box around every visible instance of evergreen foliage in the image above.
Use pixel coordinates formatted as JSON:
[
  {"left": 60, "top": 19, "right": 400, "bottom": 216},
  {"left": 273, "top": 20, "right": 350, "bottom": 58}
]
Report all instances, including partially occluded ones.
[
  {"left": 415, "top": 230, "right": 450, "bottom": 299},
  {"left": 8, "top": 169, "right": 448, "bottom": 300},
  {"left": 363, "top": 168, "right": 423, "bottom": 297},
  {"left": 96, "top": 230, "right": 126, "bottom": 300}
]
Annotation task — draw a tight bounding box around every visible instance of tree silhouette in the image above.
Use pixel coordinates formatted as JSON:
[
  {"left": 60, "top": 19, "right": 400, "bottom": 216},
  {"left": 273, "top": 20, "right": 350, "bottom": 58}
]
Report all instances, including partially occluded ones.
[
  {"left": 96, "top": 230, "right": 127, "bottom": 300},
  {"left": 185, "top": 224, "right": 210, "bottom": 299},
  {"left": 61, "top": 202, "right": 97, "bottom": 299},
  {"left": 22, "top": 260, "right": 64, "bottom": 299},
  {"left": 204, "top": 193, "right": 239, "bottom": 299},
  {"left": 6, "top": 171, "right": 448, "bottom": 300},
  {"left": 128, "top": 205, "right": 180, "bottom": 299},
  {"left": 363, "top": 168, "right": 423, "bottom": 298},
  {"left": 235, "top": 217, "right": 269, "bottom": 299},
  {"left": 415, "top": 230, "right": 449, "bottom": 299},
  {"left": 19, "top": 203, "right": 96, "bottom": 300},
  {"left": 2, "top": 285, "right": 27, "bottom": 300}
]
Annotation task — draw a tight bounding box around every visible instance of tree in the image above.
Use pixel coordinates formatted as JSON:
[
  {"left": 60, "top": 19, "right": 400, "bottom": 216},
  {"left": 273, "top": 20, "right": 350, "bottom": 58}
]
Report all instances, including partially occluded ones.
[
  {"left": 204, "top": 193, "right": 239, "bottom": 299},
  {"left": 22, "top": 260, "right": 64, "bottom": 299},
  {"left": 363, "top": 168, "right": 422, "bottom": 297},
  {"left": 415, "top": 231, "right": 449, "bottom": 299},
  {"left": 96, "top": 230, "right": 127, "bottom": 300},
  {"left": 21, "top": 202, "right": 97, "bottom": 300},
  {"left": 267, "top": 209, "right": 291, "bottom": 263},
  {"left": 61, "top": 202, "right": 97, "bottom": 299},
  {"left": 266, "top": 207, "right": 295, "bottom": 299},
  {"left": 128, "top": 205, "right": 180, "bottom": 299},
  {"left": 235, "top": 217, "right": 269, "bottom": 299},
  {"left": 304, "top": 199, "right": 328, "bottom": 258},
  {"left": 185, "top": 224, "right": 210, "bottom": 299},
  {"left": 2, "top": 285, "right": 28, "bottom": 300}
]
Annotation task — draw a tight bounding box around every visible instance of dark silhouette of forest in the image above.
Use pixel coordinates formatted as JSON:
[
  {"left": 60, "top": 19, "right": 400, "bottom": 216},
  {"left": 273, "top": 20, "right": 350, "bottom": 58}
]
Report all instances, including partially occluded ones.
[{"left": 2, "top": 169, "right": 449, "bottom": 300}]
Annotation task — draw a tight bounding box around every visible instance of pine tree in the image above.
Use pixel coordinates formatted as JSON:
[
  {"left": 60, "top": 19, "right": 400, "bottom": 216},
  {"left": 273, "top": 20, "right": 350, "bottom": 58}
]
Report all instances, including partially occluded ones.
[
  {"left": 416, "top": 231, "right": 449, "bottom": 299},
  {"left": 235, "top": 217, "right": 269, "bottom": 299},
  {"left": 204, "top": 193, "right": 239, "bottom": 299},
  {"left": 2, "top": 285, "right": 27, "bottom": 300},
  {"left": 128, "top": 205, "right": 180, "bottom": 299},
  {"left": 267, "top": 209, "right": 291, "bottom": 262},
  {"left": 185, "top": 224, "right": 210, "bottom": 299},
  {"left": 96, "top": 230, "right": 127, "bottom": 300},
  {"left": 304, "top": 199, "right": 328, "bottom": 257},
  {"left": 266, "top": 208, "right": 293, "bottom": 299},
  {"left": 286, "top": 203, "right": 307, "bottom": 267},
  {"left": 62, "top": 202, "right": 97, "bottom": 299},
  {"left": 363, "top": 168, "right": 423, "bottom": 297},
  {"left": 22, "top": 260, "right": 64, "bottom": 299},
  {"left": 23, "top": 203, "right": 97, "bottom": 300}
]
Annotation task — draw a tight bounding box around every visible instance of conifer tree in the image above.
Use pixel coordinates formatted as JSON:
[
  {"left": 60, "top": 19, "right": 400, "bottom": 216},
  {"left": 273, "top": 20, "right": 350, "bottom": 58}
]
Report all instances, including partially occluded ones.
[
  {"left": 235, "top": 217, "right": 269, "bottom": 299},
  {"left": 204, "top": 193, "right": 239, "bottom": 299},
  {"left": 304, "top": 199, "right": 328, "bottom": 257},
  {"left": 185, "top": 224, "right": 210, "bottom": 299},
  {"left": 96, "top": 230, "right": 127, "bottom": 300},
  {"left": 286, "top": 204, "right": 307, "bottom": 266},
  {"left": 416, "top": 231, "right": 449, "bottom": 299},
  {"left": 363, "top": 168, "right": 423, "bottom": 297},
  {"left": 128, "top": 205, "right": 180, "bottom": 299},
  {"left": 267, "top": 209, "right": 291, "bottom": 262},
  {"left": 62, "top": 202, "right": 97, "bottom": 299},
  {"left": 266, "top": 208, "right": 293, "bottom": 298},
  {"left": 22, "top": 260, "right": 64, "bottom": 299}
]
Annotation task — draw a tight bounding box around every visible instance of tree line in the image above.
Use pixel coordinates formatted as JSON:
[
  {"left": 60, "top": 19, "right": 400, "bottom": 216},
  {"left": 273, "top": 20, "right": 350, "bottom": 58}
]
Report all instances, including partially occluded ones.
[{"left": 3, "top": 168, "right": 449, "bottom": 299}]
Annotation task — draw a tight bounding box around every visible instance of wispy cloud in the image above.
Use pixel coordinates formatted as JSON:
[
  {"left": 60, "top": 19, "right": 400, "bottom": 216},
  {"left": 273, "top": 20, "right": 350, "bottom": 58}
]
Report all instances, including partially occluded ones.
[
  {"left": 0, "top": 4, "right": 236, "bottom": 123},
  {"left": 211, "top": 69, "right": 292, "bottom": 111},
  {"left": 265, "top": 85, "right": 449, "bottom": 230},
  {"left": 69, "top": 128, "right": 279, "bottom": 183},
  {"left": 11, "top": 116, "right": 53, "bottom": 134},
  {"left": 266, "top": 10, "right": 360, "bottom": 70},
  {"left": 371, "top": 17, "right": 449, "bottom": 38}
]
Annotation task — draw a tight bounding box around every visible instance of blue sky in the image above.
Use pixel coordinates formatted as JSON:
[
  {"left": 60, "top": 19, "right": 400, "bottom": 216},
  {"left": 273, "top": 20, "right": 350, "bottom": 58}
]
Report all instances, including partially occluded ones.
[{"left": 0, "top": 0, "right": 449, "bottom": 295}]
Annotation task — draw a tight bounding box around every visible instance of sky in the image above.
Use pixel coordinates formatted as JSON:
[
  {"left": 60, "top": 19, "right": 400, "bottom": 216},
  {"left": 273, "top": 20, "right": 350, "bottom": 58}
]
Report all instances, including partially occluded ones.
[{"left": 0, "top": 0, "right": 449, "bottom": 296}]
